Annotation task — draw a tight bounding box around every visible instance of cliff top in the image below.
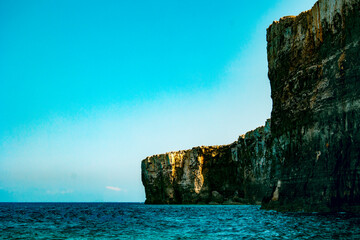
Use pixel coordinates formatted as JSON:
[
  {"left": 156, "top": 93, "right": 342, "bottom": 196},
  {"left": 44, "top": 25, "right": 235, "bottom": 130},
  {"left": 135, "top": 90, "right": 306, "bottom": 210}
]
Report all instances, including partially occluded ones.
[
  {"left": 267, "top": 0, "right": 353, "bottom": 35},
  {"left": 144, "top": 144, "right": 233, "bottom": 159}
]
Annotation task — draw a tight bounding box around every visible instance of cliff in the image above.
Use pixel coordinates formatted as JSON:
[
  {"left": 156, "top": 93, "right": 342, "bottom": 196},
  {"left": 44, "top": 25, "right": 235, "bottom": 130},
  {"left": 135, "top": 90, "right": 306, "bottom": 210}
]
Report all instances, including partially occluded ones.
[
  {"left": 142, "top": 121, "right": 272, "bottom": 205},
  {"left": 141, "top": 0, "right": 360, "bottom": 212},
  {"left": 263, "top": 0, "right": 360, "bottom": 212}
]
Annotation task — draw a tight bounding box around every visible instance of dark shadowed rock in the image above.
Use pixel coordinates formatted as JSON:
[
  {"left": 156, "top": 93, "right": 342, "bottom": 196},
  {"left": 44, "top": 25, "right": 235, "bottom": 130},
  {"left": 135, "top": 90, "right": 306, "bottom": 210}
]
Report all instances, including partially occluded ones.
[
  {"left": 211, "top": 191, "right": 224, "bottom": 203},
  {"left": 262, "top": 0, "right": 360, "bottom": 213}
]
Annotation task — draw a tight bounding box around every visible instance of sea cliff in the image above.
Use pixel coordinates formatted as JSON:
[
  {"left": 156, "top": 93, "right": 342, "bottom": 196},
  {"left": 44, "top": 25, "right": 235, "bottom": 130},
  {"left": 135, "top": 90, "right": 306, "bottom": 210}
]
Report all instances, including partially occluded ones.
[
  {"left": 142, "top": 121, "right": 272, "bottom": 205},
  {"left": 141, "top": 0, "right": 360, "bottom": 212}
]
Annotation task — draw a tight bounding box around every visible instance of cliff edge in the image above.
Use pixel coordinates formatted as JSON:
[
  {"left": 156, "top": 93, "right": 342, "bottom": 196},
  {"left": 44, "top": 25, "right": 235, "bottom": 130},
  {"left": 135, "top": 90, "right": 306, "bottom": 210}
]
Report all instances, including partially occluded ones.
[{"left": 142, "top": 0, "right": 360, "bottom": 212}]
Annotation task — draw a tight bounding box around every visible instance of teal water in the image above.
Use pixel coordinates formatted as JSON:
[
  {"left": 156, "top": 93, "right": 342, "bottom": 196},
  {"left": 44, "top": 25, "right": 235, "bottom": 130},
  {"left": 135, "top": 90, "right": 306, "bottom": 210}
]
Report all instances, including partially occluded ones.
[{"left": 0, "top": 203, "right": 359, "bottom": 239}]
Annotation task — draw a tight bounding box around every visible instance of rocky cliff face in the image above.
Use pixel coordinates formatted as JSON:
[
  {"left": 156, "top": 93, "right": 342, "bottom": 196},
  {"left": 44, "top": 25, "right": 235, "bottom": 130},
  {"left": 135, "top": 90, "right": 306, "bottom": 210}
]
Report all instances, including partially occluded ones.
[
  {"left": 263, "top": 0, "right": 360, "bottom": 212},
  {"left": 142, "top": 120, "right": 272, "bottom": 205},
  {"left": 141, "top": 0, "right": 360, "bottom": 212}
]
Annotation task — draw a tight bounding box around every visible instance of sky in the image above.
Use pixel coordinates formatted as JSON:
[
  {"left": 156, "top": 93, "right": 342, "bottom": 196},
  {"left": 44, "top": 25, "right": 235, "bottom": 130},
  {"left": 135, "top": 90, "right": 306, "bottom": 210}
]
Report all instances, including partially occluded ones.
[{"left": 0, "top": 0, "right": 316, "bottom": 202}]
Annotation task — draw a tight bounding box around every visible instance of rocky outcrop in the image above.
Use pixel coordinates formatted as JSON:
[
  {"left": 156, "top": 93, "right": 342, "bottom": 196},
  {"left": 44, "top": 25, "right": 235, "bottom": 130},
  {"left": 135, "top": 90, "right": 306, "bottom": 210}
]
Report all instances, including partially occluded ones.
[
  {"left": 141, "top": 0, "right": 360, "bottom": 212},
  {"left": 142, "top": 120, "right": 272, "bottom": 205}
]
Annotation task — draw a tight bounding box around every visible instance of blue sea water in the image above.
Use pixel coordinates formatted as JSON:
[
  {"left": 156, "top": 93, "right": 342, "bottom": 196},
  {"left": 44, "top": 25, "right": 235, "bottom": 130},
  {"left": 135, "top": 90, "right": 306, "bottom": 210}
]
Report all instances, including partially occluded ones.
[{"left": 0, "top": 203, "right": 359, "bottom": 239}]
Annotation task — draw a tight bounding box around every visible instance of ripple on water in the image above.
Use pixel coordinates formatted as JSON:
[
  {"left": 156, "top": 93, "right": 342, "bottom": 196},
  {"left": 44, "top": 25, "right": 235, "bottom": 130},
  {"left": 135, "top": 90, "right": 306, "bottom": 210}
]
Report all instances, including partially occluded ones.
[{"left": 0, "top": 203, "right": 359, "bottom": 239}]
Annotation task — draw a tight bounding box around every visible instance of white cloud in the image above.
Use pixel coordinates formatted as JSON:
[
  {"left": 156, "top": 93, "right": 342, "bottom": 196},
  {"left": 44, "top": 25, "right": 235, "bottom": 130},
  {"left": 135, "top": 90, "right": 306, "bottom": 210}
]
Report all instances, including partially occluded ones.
[{"left": 106, "top": 186, "right": 122, "bottom": 191}]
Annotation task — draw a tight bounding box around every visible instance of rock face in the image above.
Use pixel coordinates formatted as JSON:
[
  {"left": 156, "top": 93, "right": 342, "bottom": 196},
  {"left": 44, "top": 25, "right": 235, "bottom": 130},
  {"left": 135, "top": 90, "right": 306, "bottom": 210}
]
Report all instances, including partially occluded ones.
[
  {"left": 142, "top": 122, "right": 272, "bottom": 205},
  {"left": 141, "top": 0, "right": 360, "bottom": 212},
  {"left": 263, "top": 0, "right": 360, "bottom": 212}
]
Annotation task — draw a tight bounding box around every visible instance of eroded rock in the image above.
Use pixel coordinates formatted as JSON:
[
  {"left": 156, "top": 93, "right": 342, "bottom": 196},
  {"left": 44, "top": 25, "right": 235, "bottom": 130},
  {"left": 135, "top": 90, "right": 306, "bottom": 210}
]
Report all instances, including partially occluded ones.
[
  {"left": 262, "top": 0, "right": 360, "bottom": 213},
  {"left": 141, "top": 0, "right": 360, "bottom": 213}
]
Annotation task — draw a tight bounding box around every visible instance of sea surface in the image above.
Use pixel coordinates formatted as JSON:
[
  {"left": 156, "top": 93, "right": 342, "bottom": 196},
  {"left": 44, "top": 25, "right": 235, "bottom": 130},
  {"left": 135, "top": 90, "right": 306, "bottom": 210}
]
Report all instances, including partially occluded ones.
[{"left": 0, "top": 203, "right": 359, "bottom": 239}]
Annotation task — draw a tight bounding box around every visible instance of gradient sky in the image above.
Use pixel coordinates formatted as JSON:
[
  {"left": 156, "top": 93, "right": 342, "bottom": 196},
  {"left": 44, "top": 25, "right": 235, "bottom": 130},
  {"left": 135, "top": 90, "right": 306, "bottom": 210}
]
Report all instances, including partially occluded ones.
[{"left": 0, "top": 0, "right": 316, "bottom": 202}]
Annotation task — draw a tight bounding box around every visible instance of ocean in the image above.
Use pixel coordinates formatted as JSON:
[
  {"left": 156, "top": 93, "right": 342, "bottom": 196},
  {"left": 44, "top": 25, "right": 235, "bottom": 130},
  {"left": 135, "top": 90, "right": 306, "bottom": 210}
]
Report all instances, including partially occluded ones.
[{"left": 0, "top": 203, "right": 359, "bottom": 239}]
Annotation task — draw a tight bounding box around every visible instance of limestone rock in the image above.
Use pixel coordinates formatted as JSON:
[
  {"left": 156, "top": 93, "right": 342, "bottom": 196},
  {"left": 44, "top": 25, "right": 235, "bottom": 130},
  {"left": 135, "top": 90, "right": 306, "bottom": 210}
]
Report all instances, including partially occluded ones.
[
  {"left": 141, "top": 0, "right": 360, "bottom": 213},
  {"left": 262, "top": 0, "right": 360, "bottom": 213},
  {"left": 141, "top": 125, "right": 271, "bottom": 205}
]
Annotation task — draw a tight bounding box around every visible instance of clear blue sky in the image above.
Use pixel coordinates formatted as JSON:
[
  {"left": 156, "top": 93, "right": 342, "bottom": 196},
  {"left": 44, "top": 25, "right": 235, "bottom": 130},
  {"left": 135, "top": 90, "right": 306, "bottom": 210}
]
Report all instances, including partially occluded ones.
[{"left": 0, "top": 0, "right": 316, "bottom": 202}]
